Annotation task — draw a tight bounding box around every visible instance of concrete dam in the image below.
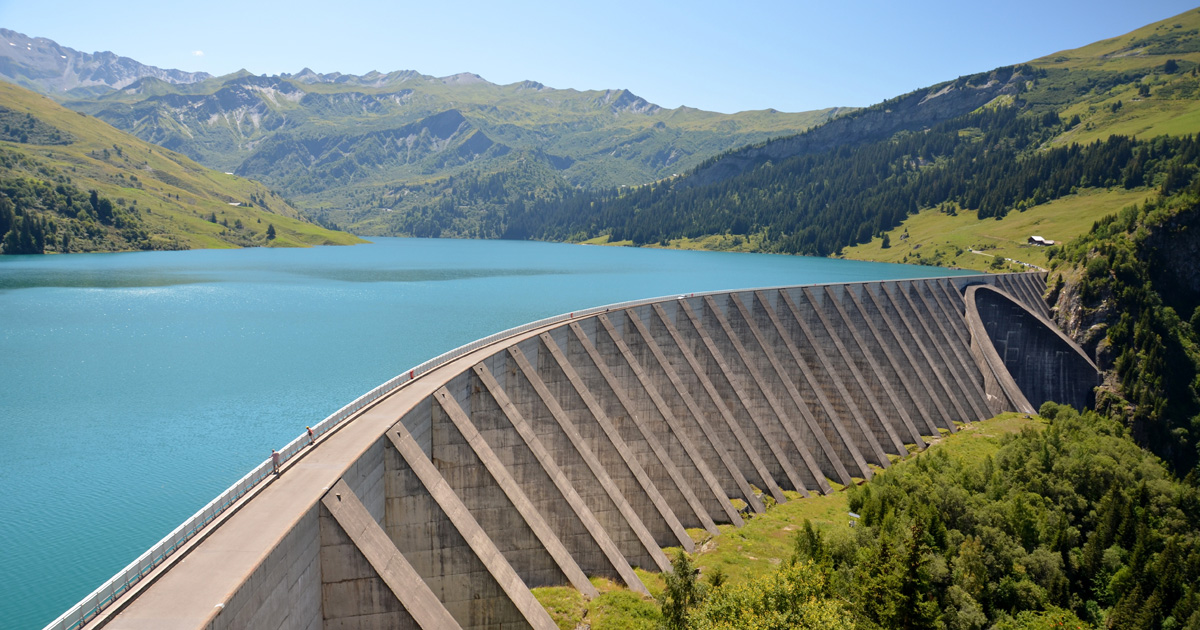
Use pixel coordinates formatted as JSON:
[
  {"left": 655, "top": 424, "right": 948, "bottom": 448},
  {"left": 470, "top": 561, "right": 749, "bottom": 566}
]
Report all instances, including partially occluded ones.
[{"left": 56, "top": 272, "right": 1100, "bottom": 630}]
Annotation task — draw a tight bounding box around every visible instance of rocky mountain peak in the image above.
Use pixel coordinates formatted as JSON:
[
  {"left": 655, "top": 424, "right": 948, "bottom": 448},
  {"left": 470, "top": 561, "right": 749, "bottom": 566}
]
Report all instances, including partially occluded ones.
[
  {"left": 438, "top": 72, "right": 488, "bottom": 85},
  {"left": 596, "top": 89, "right": 661, "bottom": 115}
]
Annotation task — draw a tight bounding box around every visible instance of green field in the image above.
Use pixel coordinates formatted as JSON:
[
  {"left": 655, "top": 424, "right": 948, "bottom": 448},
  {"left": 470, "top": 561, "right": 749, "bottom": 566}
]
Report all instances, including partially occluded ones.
[
  {"left": 840, "top": 187, "right": 1154, "bottom": 272},
  {"left": 532, "top": 412, "right": 1038, "bottom": 629},
  {"left": 580, "top": 186, "right": 1155, "bottom": 272}
]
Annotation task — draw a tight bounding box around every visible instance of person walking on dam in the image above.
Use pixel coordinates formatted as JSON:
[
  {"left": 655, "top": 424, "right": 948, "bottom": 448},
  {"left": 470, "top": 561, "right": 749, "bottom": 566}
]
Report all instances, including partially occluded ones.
[{"left": 271, "top": 449, "right": 281, "bottom": 475}]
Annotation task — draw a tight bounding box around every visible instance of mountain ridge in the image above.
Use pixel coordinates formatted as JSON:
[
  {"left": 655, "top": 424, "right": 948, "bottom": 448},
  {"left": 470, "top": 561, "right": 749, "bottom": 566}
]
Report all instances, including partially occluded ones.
[
  {"left": 684, "top": 65, "right": 1032, "bottom": 188},
  {"left": 0, "top": 28, "right": 212, "bottom": 94},
  {"left": 9, "top": 49, "right": 844, "bottom": 234}
]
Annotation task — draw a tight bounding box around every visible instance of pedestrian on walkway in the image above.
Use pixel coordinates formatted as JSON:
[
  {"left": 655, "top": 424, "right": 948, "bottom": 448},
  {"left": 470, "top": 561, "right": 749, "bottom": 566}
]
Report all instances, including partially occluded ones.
[
  {"left": 307, "top": 426, "right": 315, "bottom": 445},
  {"left": 272, "top": 449, "right": 281, "bottom": 475}
]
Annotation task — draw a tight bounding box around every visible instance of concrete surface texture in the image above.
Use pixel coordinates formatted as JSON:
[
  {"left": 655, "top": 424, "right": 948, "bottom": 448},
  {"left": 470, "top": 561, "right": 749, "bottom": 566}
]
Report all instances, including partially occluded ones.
[
  {"left": 965, "top": 283, "right": 1101, "bottom": 413},
  {"left": 94, "top": 272, "right": 1093, "bottom": 630}
]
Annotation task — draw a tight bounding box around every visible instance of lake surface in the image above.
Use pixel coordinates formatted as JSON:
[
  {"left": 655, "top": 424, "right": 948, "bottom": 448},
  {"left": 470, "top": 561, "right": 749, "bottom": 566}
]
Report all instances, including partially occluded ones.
[{"left": 0, "top": 237, "right": 972, "bottom": 628}]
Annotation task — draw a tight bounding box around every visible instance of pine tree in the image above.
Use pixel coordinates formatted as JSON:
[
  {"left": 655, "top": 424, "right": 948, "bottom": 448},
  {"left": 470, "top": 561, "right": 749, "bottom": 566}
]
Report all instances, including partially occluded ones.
[
  {"left": 660, "top": 550, "right": 703, "bottom": 630},
  {"left": 897, "top": 516, "right": 939, "bottom": 630},
  {"left": 0, "top": 195, "right": 13, "bottom": 237}
]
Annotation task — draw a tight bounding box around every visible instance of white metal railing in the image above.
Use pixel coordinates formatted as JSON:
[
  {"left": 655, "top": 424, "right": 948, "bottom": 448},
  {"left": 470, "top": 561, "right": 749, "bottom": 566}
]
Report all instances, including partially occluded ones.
[
  {"left": 40, "top": 288, "right": 707, "bottom": 630},
  {"left": 43, "top": 271, "right": 1005, "bottom": 630}
]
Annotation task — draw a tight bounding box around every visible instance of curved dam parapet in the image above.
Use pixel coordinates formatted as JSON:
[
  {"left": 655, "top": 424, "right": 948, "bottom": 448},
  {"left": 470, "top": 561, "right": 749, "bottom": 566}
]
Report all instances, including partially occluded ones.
[
  {"left": 62, "top": 271, "right": 1092, "bottom": 630},
  {"left": 964, "top": 284, "right": 1101, "bottom": 414}
]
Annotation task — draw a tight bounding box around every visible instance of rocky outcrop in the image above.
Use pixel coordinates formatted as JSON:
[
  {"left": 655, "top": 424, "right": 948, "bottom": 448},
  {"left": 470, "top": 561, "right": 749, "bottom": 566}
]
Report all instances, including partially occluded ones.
[
  {"left": 598, "top": 89, "right": 661, "bottom": 116},
  {"left": 1144, "top": 204, "right": 1200, "bottom": 312},
  {"left": 1051, "top": 265, "right": 1117, "bottom": 374}
]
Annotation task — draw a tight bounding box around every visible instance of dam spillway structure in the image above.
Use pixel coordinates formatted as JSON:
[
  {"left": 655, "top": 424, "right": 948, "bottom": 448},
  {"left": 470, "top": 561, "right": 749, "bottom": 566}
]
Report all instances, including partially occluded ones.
[{"left": 48, "top": 272, "right": 1100, "bottom": 630}]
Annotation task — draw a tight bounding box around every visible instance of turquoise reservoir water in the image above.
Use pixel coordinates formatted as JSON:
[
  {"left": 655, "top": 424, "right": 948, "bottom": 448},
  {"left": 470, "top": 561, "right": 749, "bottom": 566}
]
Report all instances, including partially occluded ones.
[{"left": 0, "top": 238, "right": 972, "bottom": 628}]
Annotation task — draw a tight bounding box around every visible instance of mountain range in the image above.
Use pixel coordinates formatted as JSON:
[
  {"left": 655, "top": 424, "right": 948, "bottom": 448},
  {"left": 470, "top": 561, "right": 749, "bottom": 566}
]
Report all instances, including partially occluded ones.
[
  {"left": 0, "top": 28, "right": 211, "bottom": 95},
  {"left": 0, "top": 30, "right": 850, "bottom": 236},
  {"left": 4, "top": 8, "right": 1200, "bottom": 253}
]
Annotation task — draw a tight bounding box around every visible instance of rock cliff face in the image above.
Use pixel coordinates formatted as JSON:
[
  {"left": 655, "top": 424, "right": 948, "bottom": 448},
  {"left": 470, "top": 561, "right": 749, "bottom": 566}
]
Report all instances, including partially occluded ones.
[
  {"left": 1050, "top": 269, "right": 1114, "bottom": 369},
  {"left": 686, "top": 66, "right": 1033, "bottom": 187},
  {"left": 0, "top": 28, "right": 210, "bottom": 93},
  {"left": 1144, "top": 207, "right": 1200, "bottom": 313}
]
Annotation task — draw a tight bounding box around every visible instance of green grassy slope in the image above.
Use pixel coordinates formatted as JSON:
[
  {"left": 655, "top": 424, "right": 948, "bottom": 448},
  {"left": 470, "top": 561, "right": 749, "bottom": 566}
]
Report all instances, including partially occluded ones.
[
  {"left": 531, "top": 412, "right": 1037, "bottom": 629},
  {"left": 1030, "top": 8, "right": 1200, "bottom": 144},
  {"left": 0, "top": 80, "right": 362, "bottom": 252},
  {"left": 833, "top": 10, "right": 1200, "bottom": 271},
  {"left": 832, "top": 7, "right": 1200, "bottom": 270},
  {"left": 841, "top": 188, "right": 1155, "bottom": 272}
]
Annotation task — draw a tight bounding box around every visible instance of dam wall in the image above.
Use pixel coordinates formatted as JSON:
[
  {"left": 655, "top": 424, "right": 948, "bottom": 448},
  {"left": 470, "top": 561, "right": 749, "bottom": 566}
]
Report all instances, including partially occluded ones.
[
  {"left": 71, "top": 271, "right": 1094, "bottom": 630},
  {"left": 966, "top": 283, "right": 1102, "bottom": 413}
]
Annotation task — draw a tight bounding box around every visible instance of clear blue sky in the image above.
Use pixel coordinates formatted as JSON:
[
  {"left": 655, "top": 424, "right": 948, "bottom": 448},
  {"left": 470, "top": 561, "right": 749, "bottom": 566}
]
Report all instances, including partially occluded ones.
[{"left": 1, "top": 0, "right": 1197, "bottom": 113}]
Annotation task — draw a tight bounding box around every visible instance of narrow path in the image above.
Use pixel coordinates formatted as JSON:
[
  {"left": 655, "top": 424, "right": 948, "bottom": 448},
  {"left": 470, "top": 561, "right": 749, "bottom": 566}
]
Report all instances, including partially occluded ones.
[{"left": 967, "top": 249, "right": 1047, "bottom": 272}]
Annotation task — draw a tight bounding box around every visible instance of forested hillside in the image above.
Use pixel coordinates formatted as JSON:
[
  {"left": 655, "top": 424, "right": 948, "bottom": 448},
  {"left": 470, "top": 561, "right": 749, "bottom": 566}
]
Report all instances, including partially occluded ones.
[
  {"left": 504, "top": 94, "right": 1200, "bottom": 255},
  {"left": 493, "top": 9, "right": 1200, "bottom": 265},
  {"left": 0, "top": 81, "right": 361, "bottom": 254}
]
